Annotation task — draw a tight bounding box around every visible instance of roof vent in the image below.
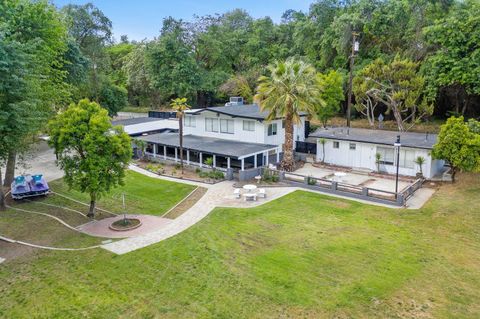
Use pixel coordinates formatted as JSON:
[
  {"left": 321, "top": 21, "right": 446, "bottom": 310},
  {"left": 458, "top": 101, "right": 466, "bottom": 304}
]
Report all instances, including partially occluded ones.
[{"left": 225, "top": 97, "right": 244, "bottom": 106}]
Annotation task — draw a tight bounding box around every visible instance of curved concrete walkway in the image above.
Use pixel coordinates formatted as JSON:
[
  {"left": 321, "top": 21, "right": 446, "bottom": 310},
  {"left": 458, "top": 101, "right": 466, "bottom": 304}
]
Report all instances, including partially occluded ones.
[{"left": 101, "top": 165, "right": 435, "bottom": 255}]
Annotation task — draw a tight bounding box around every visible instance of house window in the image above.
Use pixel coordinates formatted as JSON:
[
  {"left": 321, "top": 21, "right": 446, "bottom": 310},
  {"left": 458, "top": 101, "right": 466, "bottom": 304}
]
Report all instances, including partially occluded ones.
[
  {"left": 220, "top": 119, "right": 234, "bottom": 134},
  {"left": 399, "top": 149, "right": 415, "bottom": 169},
  {"left": 243, "top": 120, "right": 255, "bottom": 132},
  {"left": 349, "top": 143, "right": 356, "bottom": 150},
  {"left": 333, "top": 141, "right": 340, "bottom": 149},
  {"left": 377, "top": 147, "right": 395, "bottom": 165},
  {"left": 205, "top": 118, "right": 218, "bottom": 132},
  {"left": 267, "top": 123, "right": 277, "bottom": 136},
  {"left": 184, "top": 115, "right": 196, "bottom": 127},
  {"left": 282, "top": 120, "right": 285, "bottom": 129}
]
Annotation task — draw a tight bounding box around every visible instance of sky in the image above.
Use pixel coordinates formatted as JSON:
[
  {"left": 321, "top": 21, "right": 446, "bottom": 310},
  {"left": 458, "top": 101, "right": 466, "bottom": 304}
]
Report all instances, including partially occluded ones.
[{"left": 53, "top": 0, "right": 312, "bottom": 42}]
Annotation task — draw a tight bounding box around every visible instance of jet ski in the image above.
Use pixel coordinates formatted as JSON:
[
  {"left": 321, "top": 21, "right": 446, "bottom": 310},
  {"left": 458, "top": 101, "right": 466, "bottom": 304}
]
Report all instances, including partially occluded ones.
[{"left": 11, "top": 174, "right": 50, "bottom": 200}]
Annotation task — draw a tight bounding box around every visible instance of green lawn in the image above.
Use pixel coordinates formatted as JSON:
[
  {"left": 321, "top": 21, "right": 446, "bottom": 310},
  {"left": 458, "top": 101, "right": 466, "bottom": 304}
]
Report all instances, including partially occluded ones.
[
  {"left": 0, "top": 173, "right": 479, "bottom": 318},
  {"left": 48, "top": 170, "right": 196, "bottom": 216}
]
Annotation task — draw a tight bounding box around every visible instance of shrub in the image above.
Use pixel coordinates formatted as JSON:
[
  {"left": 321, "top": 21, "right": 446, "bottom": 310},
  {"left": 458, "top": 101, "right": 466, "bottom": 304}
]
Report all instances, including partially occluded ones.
[{"left": 307, "top": 176, "right": 317, "bottom": 185}]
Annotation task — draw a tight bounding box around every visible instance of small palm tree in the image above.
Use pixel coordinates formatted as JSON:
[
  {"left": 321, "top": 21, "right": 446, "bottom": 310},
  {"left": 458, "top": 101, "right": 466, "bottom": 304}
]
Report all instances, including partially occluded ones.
[
  {"left": 255, "top": 58, "right": 324, "bottom": 171},
  {"left": 170, "top": 97, "right": 191, "bottom": 174},
  {"left": 375, "top": 152, "right": 382, "bottom": 173},
  {"left": 319, "top": 138, "right": 326, "bottom": 163},
  {"left": 414, "top": 156, "right": 426, "bottom": 176}
]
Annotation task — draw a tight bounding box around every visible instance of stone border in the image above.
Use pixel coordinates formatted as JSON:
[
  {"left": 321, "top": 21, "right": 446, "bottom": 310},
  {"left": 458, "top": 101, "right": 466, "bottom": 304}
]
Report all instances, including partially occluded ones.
[{"left": 109, "top": 219, "right": 143, "bottom": 232}]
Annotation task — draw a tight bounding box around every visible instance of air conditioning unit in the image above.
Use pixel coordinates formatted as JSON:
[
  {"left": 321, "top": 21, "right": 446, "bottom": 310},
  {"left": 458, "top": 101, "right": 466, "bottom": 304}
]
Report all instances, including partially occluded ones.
[{"left": 225, "top": 96, "right": 244, "bottom": 106}]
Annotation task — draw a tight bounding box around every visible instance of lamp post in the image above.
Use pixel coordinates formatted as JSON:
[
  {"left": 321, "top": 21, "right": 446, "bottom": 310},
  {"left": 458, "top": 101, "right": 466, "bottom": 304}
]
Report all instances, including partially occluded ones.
[
  {"left": 346, "top": 31, "right": 360, "bottom": 128},
  {"left": 394, "top": 135, "right": 401, "bottom": 197}
]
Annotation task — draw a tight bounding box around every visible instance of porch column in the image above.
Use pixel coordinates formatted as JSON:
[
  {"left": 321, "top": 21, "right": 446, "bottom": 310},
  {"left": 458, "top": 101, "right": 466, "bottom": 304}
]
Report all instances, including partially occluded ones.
[
  {"left": 276, "top": 148, "right": 280, "bottom": 162},
  {"left": 254, "top": 154, "right": 257, "bottom": 168},
  {"left": 227, "top": 157, "right": 231, "bottom": 169},
  {"left": 213, "top": 154, "right": 216, "bottom": 168},
  {"left": 241, "top": 158, "right": 245, "bottom": 171},
  {"left": 186, "top": 150, "right": 190, "bottom": 164},
  {"left": 174, "top": 148, "right": 178, "bottom": 162},
  {"left": 265, "top": 151, "right": 269, "bottom": 166},
  {"left": 163, "top": 146, "right": 167, "bottom": 160},
  {"left": 153, "top": 144, "right": 157, "bottom": 157},
  {"left": 199, "top": 152, "right": 203, "bottom": 168}
]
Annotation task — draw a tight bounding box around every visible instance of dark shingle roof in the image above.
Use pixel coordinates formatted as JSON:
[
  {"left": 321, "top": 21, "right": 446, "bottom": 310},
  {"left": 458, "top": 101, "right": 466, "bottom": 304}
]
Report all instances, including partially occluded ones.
[
  {"left": 189, "top": 104, "right": 308, "bottom": 120},
  {"left": 136, "top": 133, "right": 278, "bottom": 159},
  {"left": 111, "top": 117, "right": 162, "bottom": 126},
  {"left": 309, "top": 127, "right": 438, "bottom": 149}
]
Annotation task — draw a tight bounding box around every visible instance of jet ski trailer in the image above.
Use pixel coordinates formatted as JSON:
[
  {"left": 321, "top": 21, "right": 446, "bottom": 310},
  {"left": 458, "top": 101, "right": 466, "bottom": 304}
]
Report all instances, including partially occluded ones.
[{"left": 11, "top": 174, "right": 50, "bottom": 200}]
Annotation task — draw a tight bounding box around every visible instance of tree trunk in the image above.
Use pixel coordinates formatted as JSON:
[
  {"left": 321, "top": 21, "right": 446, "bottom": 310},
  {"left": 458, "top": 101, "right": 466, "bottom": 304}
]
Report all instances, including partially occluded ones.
[
  {"left": 451, "top": 167, "right": 456, "bottom": 183},
  {"left": 3, "top": 151, "right": 16, "bottom": 187},
  {"left": 392, "top": 104, "right": 405, "bottom": 132},
  {"left": 87, "top": 193, "right": 96, "bottom": 218},
  {"left": 179, "top": 114, "right": 184, "bottom": 174},
  {"left": 0, "top": 168, "right": 6, "bottom": 211},
  {"left": 281, "top": 111, "right": 295, "bottom": 172},
  {"left": 461, "top": 95, "right": 470, "bottom": 116}
]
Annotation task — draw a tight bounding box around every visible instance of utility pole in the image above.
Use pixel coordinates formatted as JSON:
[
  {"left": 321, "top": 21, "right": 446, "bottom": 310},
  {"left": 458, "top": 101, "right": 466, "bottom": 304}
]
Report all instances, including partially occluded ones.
[{"left": 346, "top": 31, "right": 360, "bottom": 128}]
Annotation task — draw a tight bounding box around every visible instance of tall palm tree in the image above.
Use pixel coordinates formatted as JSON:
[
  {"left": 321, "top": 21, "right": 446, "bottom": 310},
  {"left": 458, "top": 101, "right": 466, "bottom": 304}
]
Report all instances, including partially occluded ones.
[
  {"left": 255, "top": 58, "right": 324, "bottom": 171},
  {"left": 170, "top": 97, "right": 191, "bottom": 174}
]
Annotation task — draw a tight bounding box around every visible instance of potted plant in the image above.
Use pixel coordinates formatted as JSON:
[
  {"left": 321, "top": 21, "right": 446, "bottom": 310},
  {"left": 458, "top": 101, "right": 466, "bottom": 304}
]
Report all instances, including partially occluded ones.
[{"left": 414, "top": 156, "right": 426, "bottom": 178}]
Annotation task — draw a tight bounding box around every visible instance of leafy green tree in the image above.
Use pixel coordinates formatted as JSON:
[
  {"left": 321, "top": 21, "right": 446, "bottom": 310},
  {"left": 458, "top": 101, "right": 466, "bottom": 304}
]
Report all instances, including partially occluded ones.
[
  {"left": 0, "top": 0, "right": 69, "bottom": 189},
  {"left": 255, "top": 58, "right": 324, "bottom": 171},
  {"left": 62, "top": 3, "right": 113, "bottom": 102},
  {"left": 432, "top": 116, "right": 480, "bottom": 182},
  {"left": 147, "top": 18, "right": 199, "bottom": 101},
  {"left": 317, "top": 70, "right": 344, "bottom": 127},
  {"left": 105, "top": 42, "right": 134, "bottom": 87},
  {"left": 48, "top": 99, "right": 132, "bottom": 217},
  {"left": 170, "top": 98, "right": 191, "bottom": 173},
  {"left": 99, "top": 83, "right": 128, "bottom": 116},
  {"left": 422, "top": 0, "right": 480, "bottom": 116},
  {"left": 357, "top": 56, "right": 433, "bottom": 131},
  {"left": 124, "top": 43, "right": 160, "bottom": 108}
]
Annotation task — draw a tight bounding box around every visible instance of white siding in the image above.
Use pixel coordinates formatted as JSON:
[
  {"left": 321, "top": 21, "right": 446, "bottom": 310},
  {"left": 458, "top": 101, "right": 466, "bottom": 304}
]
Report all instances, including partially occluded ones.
[
  {"left": 316, "top": 138, "right": 442, "bottom": 178},
  {"left": 184, "top": 111, "right": 306, "bottom": 148}
]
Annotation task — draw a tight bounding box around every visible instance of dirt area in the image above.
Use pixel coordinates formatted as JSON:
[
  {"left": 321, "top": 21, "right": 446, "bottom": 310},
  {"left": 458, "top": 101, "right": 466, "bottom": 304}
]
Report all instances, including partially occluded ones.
[
  {"left": 136, "top": 160, "right": 224, "bottom": 184},
  {"left": 163, "top": 187, "right": 208, "bottom": 219}
]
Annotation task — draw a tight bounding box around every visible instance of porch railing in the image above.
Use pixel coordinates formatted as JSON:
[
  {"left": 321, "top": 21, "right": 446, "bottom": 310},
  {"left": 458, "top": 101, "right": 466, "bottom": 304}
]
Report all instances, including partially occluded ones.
[{"left": 269, "top": 168, "right": 423, "bottom": 207}]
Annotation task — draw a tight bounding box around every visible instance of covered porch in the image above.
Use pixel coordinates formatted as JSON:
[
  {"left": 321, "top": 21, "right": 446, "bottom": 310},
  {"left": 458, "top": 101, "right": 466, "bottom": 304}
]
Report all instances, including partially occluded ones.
[{"left": 136, "top": 133, "right": 280, "bottom": 173}]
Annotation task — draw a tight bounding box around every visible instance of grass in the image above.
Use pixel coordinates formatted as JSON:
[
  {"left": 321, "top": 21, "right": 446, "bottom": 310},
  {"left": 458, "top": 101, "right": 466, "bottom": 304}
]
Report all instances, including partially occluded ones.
[
  {"left": 48, "top": 170, "right": 196, "bottom": 216},
  {"left": 0, "top": 173, "right": 479, "bottom": 318}
]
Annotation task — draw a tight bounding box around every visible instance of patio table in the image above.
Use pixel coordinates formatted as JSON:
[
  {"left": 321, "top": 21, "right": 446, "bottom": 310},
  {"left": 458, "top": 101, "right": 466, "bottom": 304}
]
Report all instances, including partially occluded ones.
[{"left": 243, "top": 184, "right": 257, "bottom": 192}]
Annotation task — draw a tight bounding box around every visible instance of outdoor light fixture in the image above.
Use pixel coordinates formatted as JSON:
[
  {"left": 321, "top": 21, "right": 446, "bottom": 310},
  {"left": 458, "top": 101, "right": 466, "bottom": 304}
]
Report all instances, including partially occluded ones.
[{"left": 394, "top": 135, "right": 401, "bottom": 196}]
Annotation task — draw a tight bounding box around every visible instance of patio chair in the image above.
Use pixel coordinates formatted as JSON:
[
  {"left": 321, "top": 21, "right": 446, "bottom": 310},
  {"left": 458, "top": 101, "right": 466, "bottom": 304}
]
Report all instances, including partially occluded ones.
[
  {"left": 234, "top": 188, "right": 241, "bottom": 199},
  {"left": 244, "top": 193, "right": 257, "bottom": 202},
  {"left": 258, "top": 188, "right": 266, "bottom": 198}
]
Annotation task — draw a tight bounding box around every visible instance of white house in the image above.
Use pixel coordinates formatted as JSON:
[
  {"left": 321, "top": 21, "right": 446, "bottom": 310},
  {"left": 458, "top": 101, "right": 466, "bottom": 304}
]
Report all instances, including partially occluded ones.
[
  {"left": 310, "top": 127, "right": 445, "bottom": 179},
  {"left": 136, "top": 102, "right": 307, "bottom": 173}
]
